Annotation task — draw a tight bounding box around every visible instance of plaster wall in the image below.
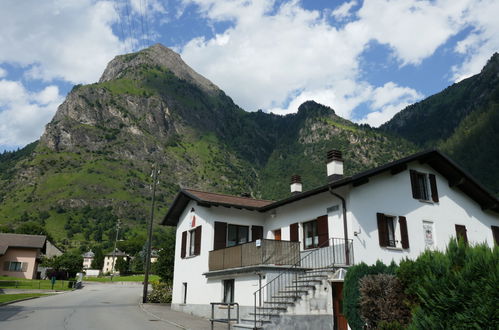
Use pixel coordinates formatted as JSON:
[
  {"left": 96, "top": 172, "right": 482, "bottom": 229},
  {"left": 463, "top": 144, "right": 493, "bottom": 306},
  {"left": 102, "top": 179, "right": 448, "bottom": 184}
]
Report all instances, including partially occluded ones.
[
  {"left": 0, "top": 248, "right": 38, "bottom": 279},
  {"left": 348, "top": 162, "right": 498, "bottom": 265}
]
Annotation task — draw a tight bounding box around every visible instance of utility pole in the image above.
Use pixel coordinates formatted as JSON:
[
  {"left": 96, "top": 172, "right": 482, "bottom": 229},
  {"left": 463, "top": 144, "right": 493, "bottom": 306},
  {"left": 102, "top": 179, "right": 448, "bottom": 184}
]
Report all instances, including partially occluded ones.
[
  {"left": 143, "top": 164, "right": 159, "bottom": 303},
  {"left": 111, "top": 219, "right": 121, "bottom": 281}
]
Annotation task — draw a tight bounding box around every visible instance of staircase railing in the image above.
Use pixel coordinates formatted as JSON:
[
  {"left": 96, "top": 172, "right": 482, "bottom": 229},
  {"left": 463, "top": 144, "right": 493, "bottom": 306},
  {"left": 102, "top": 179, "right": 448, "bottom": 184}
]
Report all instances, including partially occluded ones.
[{"left": 252, "top": 237, "right": 353, "bottom": 328}]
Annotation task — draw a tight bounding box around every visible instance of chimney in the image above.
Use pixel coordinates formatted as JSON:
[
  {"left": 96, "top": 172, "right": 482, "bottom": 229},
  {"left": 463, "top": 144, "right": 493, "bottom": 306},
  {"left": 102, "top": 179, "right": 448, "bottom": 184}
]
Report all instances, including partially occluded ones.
[
  {"left": 327, "top": 149, "right": 344, "bottom": 181},
  {"left": 290, "top": 175, "right": 302, "bottom": 195}
]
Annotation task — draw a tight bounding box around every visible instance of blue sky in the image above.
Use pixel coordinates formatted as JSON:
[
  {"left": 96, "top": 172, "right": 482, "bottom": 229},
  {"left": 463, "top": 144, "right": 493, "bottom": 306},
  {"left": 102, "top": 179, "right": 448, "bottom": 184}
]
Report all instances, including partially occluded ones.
[{"left": 1, "top": 0, "right": 498, "bottom": 153}]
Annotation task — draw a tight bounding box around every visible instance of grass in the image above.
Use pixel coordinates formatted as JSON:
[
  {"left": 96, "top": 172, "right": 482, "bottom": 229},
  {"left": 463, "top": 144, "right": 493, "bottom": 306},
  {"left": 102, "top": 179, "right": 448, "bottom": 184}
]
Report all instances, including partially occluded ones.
[
  {"left": 0, "top": 293, "right": 52, "bottom": 304},
  {"left": 83, "top": 274, "right": 160, "bottom": 282},
  {"left": 0, "top": 277, "right": 75, "bottom": 290}
]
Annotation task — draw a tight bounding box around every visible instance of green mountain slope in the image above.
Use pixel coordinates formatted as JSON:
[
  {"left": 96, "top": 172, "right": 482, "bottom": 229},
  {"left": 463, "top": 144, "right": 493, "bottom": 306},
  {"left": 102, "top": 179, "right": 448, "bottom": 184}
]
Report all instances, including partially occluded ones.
[
  {"left": 382, "top": 53, "right": 499, "bottom": 195},
  {"left": 0, "top": 44, "right": 438, "bottom": 251}
]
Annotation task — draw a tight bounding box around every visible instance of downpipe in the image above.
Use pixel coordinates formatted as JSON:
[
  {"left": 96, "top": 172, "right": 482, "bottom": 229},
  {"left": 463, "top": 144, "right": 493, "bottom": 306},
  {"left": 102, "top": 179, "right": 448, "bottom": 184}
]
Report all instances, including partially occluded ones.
[{"left": 328, "top": 186, "right": 350, "bottom": 265}]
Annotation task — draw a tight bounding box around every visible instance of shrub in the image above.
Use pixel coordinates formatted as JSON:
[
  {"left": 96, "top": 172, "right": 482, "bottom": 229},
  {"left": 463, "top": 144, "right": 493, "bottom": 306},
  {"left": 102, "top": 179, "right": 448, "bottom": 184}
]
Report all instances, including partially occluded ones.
[
  {"left": 359, "top": 274, "right": 411, "bottom": 328},
  {"left": 148, "top": 281, "right": 172, "bottom": 303},
  {"left": 343, "top": 261, "right": 397, "bottom": 330}
]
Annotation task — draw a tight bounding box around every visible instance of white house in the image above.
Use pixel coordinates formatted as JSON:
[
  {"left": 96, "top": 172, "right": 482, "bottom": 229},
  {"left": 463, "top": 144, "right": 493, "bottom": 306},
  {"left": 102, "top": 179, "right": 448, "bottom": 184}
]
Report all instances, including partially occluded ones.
[
  {"left": 102, "top": 249, "right": 129, "bottom": 274},
  {"left": 162, "top": 149, "right": 499, "bottom": 329},
  {"left": 82, "top": 250, "right": 95, "bottom": 270}
]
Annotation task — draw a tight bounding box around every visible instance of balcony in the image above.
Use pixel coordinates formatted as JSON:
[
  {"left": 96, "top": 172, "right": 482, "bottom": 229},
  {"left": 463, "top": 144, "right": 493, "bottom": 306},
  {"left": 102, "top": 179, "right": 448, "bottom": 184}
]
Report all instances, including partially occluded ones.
[{"left": 208, "top": 239, "right": 300, "bottom": 271}]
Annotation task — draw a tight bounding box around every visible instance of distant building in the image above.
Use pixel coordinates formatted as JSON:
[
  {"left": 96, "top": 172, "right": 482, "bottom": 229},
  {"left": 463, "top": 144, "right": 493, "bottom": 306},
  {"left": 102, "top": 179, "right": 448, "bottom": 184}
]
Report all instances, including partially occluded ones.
[
  {"left": 102, "top": 249, "right": 129, "bottom": 274},
  {"left": 45, "top": 240, "right": 63, "bottom": 258},
  {"left": 0, "top": 233, "right": 47, "bottom": 279},
  {"left": 150, "top": 249, "right": 159, "bottom": 263},
  {"left": 82, "top": 250, "right": 95, "bottom": 269}
]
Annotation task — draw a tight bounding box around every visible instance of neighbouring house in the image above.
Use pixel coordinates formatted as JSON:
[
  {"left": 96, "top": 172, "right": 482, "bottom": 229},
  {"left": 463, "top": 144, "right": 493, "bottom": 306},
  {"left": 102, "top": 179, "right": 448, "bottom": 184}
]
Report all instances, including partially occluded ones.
[
  {"left": 162, "top": 149, "right": 499, "bottom": 329},
  {"left": 150, "top": 249, "right": 159, "bottom": 263},
  {"left": 0, "top": 233, "right": 47, "bottom": 280},
  {"left": 37, "top": 240, "right": 64, "bottom": 279},
  {"left": 82, "top": 250, "right": 95, "bottom": 270},
  {"left": 102, "top": 249, "right": 129, "bottom": 274}
]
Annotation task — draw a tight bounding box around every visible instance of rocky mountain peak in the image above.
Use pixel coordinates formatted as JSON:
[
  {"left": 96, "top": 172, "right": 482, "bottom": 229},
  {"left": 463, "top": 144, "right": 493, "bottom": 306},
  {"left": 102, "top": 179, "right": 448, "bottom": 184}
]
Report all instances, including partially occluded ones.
[{"left": 99, "top": 43, "right": 220, "bottom": 95}]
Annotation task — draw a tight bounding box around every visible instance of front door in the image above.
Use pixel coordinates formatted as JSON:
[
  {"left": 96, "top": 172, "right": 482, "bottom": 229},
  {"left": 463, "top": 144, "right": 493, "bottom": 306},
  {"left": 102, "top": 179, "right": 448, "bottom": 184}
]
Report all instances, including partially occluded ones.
[{"left": 332, "top": 282, "right": 348, "bottom": 330}]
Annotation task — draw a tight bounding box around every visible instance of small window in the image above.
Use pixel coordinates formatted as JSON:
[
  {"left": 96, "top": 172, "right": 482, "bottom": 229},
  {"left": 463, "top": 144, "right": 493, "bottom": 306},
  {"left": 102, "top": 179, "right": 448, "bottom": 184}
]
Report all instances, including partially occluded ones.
[
  {"left": 385, "top": 216, "right": 396, "bottom": 247},
  {"left": 410, "top": 170, "right": 439, "bottom": 202},
  {"left": 182, "top": 282, "right": 187, "bottom": 304},
  {"left": 455, "top": 224, "right": 468, "bottom": 244},
  {"left": 223, "top": 279, "right": 235, "bottom": 303},
  {"left": 8, "top": 261, "right": 22, "bottom": 272},
  {"left": 227, "top": 224, "right": 249, "bottom": 247},
  {"left": 377, "top": 213, "right": 409, "bottom": 249},
  {"left": 303, "top": 220, "right": 318, "bottom": 249},
  {"left": 189, "top": 229, "right": 196, "bottom": 256}
]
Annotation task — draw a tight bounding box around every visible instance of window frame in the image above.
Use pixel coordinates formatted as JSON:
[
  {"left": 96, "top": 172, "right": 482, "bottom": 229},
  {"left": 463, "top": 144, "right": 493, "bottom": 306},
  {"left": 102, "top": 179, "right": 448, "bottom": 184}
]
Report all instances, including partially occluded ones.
[
  {"left": 227, "top": 224, "right": 249, "bottom": 247},
  {"left": 188, "top": 229, "right": 196, "bottom": 256},
  {"left": 8, "top": 261, "right": 23, "bottom": 272},
  {"left": 385, "top": 216, "right": 397, "bottom": 248},
  {"left": 303, "top": 219, "right": 319, "bottom": 249}
]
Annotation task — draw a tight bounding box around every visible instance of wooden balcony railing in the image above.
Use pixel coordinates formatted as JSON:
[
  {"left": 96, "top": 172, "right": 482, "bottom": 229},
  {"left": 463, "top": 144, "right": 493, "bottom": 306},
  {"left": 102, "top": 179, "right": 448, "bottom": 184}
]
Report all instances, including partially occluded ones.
[{"left": 208, "top": 239, "right": 300, "bottom": 271}]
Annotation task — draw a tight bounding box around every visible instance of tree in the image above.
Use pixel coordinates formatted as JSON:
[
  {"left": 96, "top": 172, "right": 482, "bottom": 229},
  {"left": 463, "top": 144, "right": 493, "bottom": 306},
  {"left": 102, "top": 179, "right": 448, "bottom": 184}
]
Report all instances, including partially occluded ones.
[
  {"left": 15, "top": 221, "right": 53, "bottom": 241},
  {"left": 44, "top": 251, "right": 83, "bottom": 279},
  {"left": 90, "top": 247, "right": 104, "bottom": 269},
  {"left": 115, "top": 257, "right": 130, "bottom": 275},
  {"left": 155, "top": 228, "right": 175, "bottom": 283}
]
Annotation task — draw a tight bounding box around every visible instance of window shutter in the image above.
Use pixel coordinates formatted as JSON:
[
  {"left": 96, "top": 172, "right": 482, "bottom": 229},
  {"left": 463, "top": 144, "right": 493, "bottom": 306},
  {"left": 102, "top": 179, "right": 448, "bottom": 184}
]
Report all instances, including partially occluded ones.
[
  {"left": 214, "top": 221, "right": 227, "bottom": 250},
  {"left": 290, "top": 223, "right": 299, "bottom": 242},
  {"left": 409, "top": 170, "right": 420, "bottom": 199},
  {"left": 21, "top": 262, "right": 28, "bottom": 272},
  {"left": 317, "top": 215, "right": 329, "bottom": 247},
  {"left": 3, "top": 261, "right": 9, "bottom": 271},
  {"left": 377, "top": 213, "right": 388, "bottom": 247},
  {"left": 251, "top": 225, "right": 263, "bottom": 241},
  {"left": 429, "top": 174, "right": 439, "bottom": 202},
  {"left": 181, "top": 231, "right": 187, "bottom": 258},
  {"left": 455, "top": 224, "right": 468, "bottom": 244},
  {"left": 399, "top": 216, "right": 409, "bottom": 249},
  {"left": 194, "top": 226, "right": 202, "bottom": 256},
  {"left": 491, "top": 226, "right": 499, "bottom": 246}
]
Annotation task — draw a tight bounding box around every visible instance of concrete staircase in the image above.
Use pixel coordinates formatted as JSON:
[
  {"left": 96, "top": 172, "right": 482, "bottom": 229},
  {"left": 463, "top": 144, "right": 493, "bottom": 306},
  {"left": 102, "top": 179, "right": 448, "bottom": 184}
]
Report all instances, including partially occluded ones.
[{"left": 233, "top": 269, "right": 335, "bottom": 329}]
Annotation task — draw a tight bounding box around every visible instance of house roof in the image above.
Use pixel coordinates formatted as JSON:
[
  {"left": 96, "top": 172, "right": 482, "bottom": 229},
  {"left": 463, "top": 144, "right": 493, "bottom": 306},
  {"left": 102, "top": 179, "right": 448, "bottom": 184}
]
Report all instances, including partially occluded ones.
[
  {"left": 162, "top": 150, "right": 499, "bottom": 226},
  {"left": 0, "top": 233, "right": 47, "bottom": 256},
  {"left": 161, "top": 189, "right": 274, "bottom": 226},
  {"left": 105, "top": 249, "right": 128, "bottom": 257}
]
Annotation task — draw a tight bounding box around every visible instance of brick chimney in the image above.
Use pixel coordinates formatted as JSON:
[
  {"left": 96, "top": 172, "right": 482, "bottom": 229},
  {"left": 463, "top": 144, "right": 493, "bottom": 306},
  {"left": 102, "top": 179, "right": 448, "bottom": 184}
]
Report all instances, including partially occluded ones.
[
  {"left": 327, "top": 149, "right": 344, "bottom": 181},
  {"left": 290, "top": 175, "right": 302, "bottom": 195}
]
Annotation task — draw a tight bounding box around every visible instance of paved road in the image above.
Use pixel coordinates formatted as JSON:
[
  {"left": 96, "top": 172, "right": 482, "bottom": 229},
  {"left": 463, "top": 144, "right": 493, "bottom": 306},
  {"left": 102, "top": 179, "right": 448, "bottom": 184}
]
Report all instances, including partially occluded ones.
[{"left": 0, "top": 282, "right": 184, "bottom": 330}]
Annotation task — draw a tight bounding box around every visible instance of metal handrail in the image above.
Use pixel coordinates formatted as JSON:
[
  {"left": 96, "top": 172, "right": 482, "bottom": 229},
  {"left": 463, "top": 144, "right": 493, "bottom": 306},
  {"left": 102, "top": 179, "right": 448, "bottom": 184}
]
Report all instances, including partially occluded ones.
[
  {"left": 252, "top": 237, "right": 353, "bottom": 328},
  {"left": 210, "top": 302, "right": 239, "bottom": 330}
]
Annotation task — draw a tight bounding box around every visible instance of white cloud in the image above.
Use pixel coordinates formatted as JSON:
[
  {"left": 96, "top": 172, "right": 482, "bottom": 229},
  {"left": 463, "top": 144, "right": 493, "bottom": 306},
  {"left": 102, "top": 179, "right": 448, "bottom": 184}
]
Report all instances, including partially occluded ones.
[
  {"left": 0, "top": 0, "right": 124, "bottom": 84},
  {"left": 331, "top": 0, "right": 357, "bottom": 21},
  {"left": 0, "top": 80, "right": 63, "bottom": 146},
  {"left": 0, "top": 67, "right": 6, "bottom": 78}
]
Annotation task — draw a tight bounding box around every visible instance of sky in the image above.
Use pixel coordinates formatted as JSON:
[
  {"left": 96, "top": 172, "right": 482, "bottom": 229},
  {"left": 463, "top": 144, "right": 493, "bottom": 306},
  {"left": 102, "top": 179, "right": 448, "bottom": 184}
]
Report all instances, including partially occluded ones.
[{"left": 0, "top": 0, "right": 498, "bottom": 153}]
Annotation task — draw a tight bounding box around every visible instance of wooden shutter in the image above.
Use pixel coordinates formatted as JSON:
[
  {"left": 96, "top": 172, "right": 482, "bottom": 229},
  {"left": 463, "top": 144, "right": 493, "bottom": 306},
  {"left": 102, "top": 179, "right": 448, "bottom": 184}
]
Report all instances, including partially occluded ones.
[
  {"left": 399, "top": 216, "right": 409, "bottom": 249},
  {"left": 429, "top": 174, "right": 439, "bottom": 202},
  {"left": 3, "top": 261, "right": 9, "bottom": 271},
  {"left": 21, "top": 262, "right": 28, "bottom": 272},
  {"left": 180, "top": 231, "right": 187, "bottom": 258},
  {"left": 409, "top": 170, "right": 421, "bottom": 199},
  {"left": 194, "top": 226, "right": 202, "bottom": 256},
  {"left": 317, "top": 215, "right": 329, "bottom": 247},
  {"left": 290, "top": 223, "right": 299, "bottom": 242},
  {"left": 455, "top": 224, "right": 468, "bottom": 244},
  {"left": 214, "top": 221, "right": 227, "bottom": 250},
  {"left": 251, "top": 225, "right": 263, "bottom": 241},
  {"left": 377, "top": 213, "right": 388, "bottom": 247},
  {"left": 491, "top": 226, "right": 499, "bottom": 246}
]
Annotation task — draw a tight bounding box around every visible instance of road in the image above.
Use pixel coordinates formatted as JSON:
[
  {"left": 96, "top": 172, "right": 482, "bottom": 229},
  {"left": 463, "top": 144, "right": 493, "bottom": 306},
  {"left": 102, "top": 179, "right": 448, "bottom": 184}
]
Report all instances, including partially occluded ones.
[{"left": 0, "top": 282, "right": 183, "bottom": 330}]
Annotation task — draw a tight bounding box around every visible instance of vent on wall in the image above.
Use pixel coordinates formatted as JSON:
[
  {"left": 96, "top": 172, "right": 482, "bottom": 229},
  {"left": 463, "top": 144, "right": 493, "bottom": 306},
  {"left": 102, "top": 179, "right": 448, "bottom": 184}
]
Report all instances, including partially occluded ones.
[{"left": 327, "top": 205, "right": 339, "bottom": 213}]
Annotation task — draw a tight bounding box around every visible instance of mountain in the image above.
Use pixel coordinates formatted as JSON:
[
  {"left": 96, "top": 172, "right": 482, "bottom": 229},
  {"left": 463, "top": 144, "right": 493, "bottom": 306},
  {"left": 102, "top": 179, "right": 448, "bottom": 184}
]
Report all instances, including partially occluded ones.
[
  {"left": 0, "top": 44, "right": 425, "bottom": 251},
  {"left": 382, "top": 53, "right": 499, "bottom": 195}
]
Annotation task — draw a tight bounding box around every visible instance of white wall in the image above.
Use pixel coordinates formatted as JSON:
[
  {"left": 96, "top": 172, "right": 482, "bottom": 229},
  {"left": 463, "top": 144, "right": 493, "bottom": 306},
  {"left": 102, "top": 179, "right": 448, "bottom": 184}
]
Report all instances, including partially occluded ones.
[{"left": 348, "top": 162, "right": 498, "bottom": 265}]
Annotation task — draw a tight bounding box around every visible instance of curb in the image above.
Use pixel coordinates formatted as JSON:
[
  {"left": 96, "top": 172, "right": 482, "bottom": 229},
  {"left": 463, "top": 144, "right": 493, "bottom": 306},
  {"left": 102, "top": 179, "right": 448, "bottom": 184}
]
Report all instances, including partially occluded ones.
[
  {"left": 0, "top": 295, "right": 43, "bottom": 307},
  {"left": 138, "top": 302, "right": 187, "bottom": 329}
]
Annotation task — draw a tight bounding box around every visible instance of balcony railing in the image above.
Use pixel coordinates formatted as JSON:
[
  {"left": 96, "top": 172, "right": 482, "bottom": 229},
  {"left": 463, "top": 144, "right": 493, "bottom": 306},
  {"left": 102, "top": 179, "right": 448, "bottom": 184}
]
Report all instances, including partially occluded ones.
[{"left": 208, "top": 239, "right": 301, "bottom": 271}]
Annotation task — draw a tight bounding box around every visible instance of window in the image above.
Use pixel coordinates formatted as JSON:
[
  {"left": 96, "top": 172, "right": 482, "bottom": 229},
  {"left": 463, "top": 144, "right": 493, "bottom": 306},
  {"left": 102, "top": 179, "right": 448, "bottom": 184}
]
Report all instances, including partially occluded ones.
[
  {"left": 3, "top": 261, "right": 26, "bottom": 272},
  {"left": 223, "top": 279, "right": 234, "bottom": 303},
  {"left": 377, "top": 213, "right": 409, "bottom": 249},
  {"left": 227, "top": 224, "right": 249, "bottom": 247},
  {"left": 189, "top": 229, "right": 196, "bottom": 256},
  {"left": 455, "top": 224, "right": 468, "bottom": 244},
  {"left": 492, "top": 226, "right": 499, "bottom": 246},
  {"left": 302, "top": 215, "right": 329, "bottom": 249},
  {"left": 410, "top": 170, "right": 439, "bottom": 202},
  {"left": 182, "top": 282, "right": 187, "bottom": 304},
  {"left": 303, "top": 220, "right": 318, "bottom": 249}
]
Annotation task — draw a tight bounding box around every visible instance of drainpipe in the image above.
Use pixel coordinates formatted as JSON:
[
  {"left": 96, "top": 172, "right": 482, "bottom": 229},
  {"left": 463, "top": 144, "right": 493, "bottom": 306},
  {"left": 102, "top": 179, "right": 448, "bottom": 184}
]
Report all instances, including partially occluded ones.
[{"left": 328, "top": 186, "right": 350, "bottom": 265}]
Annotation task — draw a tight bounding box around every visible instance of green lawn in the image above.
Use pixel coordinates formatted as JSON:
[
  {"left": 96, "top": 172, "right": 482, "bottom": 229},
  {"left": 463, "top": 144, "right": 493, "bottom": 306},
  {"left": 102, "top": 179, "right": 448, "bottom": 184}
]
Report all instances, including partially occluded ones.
[
  {"left": 0, "top": 277, "right": 75, "bottom": 290},
  {"left": 83, "top": 274, "right": 160, "bottom": 282},
  {"left": 0, "top": 293, "right": 51, "bottom": 304}
]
